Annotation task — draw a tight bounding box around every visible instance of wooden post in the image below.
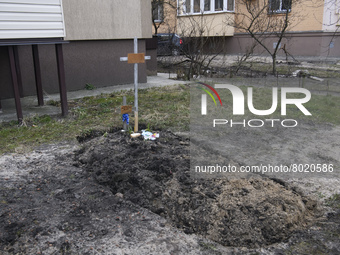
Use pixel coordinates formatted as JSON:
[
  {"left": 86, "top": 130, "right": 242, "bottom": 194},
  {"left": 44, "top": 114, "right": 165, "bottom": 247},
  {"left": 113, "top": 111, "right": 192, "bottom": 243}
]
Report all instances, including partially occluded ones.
[
  {"left": 13, "top": 46, "right": 24, "bottom": 98},
  {"left": 32, "top": 45, "right": 44, "bottom": 106},
  {"left": 123, "top": 96, "right": 128, "bottom": 131},
  {"left": 55, "top": 44, "right": 68, "bottom": 116},
  {"left": 8, "top": 46, "right": 23, "bottom": 123},
  {"left": 120, "top": 97, "right": 133, "bottom": 131}
]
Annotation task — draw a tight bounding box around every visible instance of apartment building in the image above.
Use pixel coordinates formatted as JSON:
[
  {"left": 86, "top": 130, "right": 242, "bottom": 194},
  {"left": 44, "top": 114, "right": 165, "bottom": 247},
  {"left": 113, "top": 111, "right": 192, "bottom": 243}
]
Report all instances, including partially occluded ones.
[
  {"left": 154, "top": 0, "right": 340, "bottom": 57},
  {"left": 0, "top": 0, "right": 153, "bottom": 100}
]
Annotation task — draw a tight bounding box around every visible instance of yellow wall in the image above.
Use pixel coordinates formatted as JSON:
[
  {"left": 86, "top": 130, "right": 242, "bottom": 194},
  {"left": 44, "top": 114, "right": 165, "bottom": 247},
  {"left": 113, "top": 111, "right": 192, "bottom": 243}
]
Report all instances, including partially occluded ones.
[
  {"left": 234, "top": 0, "right": 324, "bottom": 34},
  {"left": 177, "top": 13, "right": 235, "bottom": 37},
  {"left": 163, "top": 0, "right": 324, "bottom": 38},
  {"left": 290, "top": 0, "right": 324, "bottom": 31}
]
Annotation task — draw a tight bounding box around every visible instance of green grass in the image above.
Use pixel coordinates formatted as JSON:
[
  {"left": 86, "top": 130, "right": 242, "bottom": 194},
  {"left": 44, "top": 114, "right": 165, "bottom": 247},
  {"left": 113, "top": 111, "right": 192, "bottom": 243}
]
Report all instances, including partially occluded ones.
[
  {"left": 1, "top": 83, "right": 340, "bottom": 154},
  {"left": 0, "top": 85, "right": 190, "bottom": 155}
]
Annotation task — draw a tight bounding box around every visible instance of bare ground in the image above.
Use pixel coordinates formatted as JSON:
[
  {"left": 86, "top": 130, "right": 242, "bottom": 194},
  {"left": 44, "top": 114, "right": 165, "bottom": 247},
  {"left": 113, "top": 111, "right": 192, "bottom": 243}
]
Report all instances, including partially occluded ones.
[{"left": 0, "top": 122, "right": 339, "bottom": 254}]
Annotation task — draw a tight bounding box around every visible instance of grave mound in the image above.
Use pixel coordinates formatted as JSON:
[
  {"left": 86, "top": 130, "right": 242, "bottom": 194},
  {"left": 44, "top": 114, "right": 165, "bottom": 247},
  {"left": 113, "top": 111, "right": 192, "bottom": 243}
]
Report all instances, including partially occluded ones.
[{"left": 76, "top": 130, "right": 318, "bottom": 248}]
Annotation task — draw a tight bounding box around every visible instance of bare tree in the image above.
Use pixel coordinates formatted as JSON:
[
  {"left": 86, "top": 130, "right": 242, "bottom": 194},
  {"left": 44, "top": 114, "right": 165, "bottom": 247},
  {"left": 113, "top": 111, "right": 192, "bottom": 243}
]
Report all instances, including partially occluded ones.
[
  {"left": 232, "top": 38, "right": 258, "bottom": 74},
  {"left": 152, "top": 0, "right": 177, "bottom": 34},
  {"left": 227, "top": 0, "right": 303, "bottom": 74},
  {"left": 177, "top": 12, "right": 227, "bottom": 79}
]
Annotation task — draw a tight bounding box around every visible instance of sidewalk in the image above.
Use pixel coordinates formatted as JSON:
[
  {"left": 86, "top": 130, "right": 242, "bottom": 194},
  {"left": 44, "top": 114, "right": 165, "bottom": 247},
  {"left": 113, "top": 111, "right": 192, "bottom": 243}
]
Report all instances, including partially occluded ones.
[{"left": 0, "top": 73, "right": 189, "bottom": 123}]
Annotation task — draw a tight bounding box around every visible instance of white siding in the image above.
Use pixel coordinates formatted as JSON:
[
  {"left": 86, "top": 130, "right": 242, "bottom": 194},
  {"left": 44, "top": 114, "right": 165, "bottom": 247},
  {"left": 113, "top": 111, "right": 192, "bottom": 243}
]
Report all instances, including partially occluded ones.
[{"left": 0, "top": 0, "right": 65, "bottom": 39}]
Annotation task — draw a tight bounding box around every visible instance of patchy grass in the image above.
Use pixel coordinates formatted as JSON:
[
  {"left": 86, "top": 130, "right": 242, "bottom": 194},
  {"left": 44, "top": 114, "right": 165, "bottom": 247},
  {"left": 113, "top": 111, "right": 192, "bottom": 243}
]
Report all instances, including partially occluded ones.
[
  {"left": 1, "top": 83, "right": 339, "bottom": 154},
  {"left": 236, "top": 62, "right": 340, "bottom": 78},
  {"left": 0, "top": 85, "right": 190, "bottom": 155}
]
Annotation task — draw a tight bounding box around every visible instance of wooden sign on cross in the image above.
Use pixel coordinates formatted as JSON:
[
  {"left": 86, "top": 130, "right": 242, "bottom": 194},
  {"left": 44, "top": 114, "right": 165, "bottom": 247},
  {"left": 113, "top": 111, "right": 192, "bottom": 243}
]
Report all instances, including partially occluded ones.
[
  {"left": 120, "top": 37, "right": 151, "bottom": 132},
  {"left": 121, "top": 105, "right": 133, "bottom": 114},
  {"left": 116, "top": 96, "right": 136, "bottom": 131}
]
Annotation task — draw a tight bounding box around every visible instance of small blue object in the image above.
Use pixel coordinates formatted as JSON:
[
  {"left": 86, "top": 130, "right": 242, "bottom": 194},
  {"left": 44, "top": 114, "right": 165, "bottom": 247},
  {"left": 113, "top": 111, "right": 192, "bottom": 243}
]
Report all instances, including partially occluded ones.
[{"left": 122, "top": 113, "right": 129, "bottom": 124}]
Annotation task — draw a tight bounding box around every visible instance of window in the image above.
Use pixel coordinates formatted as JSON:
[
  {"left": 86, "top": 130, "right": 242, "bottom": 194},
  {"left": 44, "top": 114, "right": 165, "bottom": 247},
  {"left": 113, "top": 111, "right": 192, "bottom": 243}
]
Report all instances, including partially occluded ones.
[
  {"left": 215, "top": 0, "right": 223, "bottom": 11},
  {"left": 185, "top": 0, "right": 191, "bottom": 13},
  {"left": 227, "top": 0, "right": 234, "bottom": 11},
  {"left": 269, "top": 0, "right": 291, "bottom": 13},
  {"left": 181, "top": 0, "right": 234, "bottom": 14},
  {"left": 194, "top": 0, "right": 200, "bottom": 13},
  {"left": 204, "top": 0, "right": 211, "bottom": 11},
  {"left": 153, "top": 0, "right": 164, "bottom": 22}
]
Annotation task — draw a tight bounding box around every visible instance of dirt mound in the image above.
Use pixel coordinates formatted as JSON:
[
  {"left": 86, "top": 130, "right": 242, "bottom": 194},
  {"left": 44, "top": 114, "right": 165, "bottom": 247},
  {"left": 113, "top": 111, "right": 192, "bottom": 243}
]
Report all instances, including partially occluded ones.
[
  {"left": 76, "top": 130, "right": 318, "bottom": 248},
  {"left": 0, "top": 144, "right": 224, "bottom": 255}
]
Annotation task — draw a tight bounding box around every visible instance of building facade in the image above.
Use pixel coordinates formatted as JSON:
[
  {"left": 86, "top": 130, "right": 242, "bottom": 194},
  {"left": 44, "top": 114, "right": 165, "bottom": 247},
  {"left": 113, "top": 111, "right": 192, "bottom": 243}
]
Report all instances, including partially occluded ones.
[
  {"left": 157, "top": 0, "right": 340, "bottom": 57},
  {"left": 0, "top": 0, "right": 153, "bottom": 99}
]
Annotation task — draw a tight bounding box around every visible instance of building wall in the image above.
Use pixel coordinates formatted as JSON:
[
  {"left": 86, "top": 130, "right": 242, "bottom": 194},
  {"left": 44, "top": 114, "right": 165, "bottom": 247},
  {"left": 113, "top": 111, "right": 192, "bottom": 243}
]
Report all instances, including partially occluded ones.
[
  {"left": 225, "top": 0, "right": 339, "bottom": 57},
  {"left": 0, "top": 0, "right": 154, "bottom": 100},
  {"left": 177, "top": 12, "right": 235, "bottom": 37},
  {"left": 175, "top": 0, "right": 235, "bottom": 37},
  {"left": 63, "top": 0, "right": 152, "bottom": 40},
  {"left": 234, "top": 0, "right": 324, "bottom": 34},
  {"left": 141, "top": 0, "right": 154, "bottom": 37},
  {"left": 146, "top": 36, "right": 158, "bottom": 75},
  {"left": 172, "top": 0, "right": 339, "bottom": 57},
  {"left": 290, "top": 0, "right": 324, "bottom": 32},
  {"left": 0, "top": 40, "right": 148, "bottom": 99},
  {"left": 224, "top": 31, "right": 340, "bottom": 57},
  {"left": 0, "top": 0, "right": 152, "bottom": 41}
]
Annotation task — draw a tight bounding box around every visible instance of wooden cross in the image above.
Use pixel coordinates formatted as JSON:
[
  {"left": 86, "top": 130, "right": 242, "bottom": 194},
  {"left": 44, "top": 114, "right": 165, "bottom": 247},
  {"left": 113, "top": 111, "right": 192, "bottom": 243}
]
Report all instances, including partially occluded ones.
[{"left": 120, "top": 37, "right": 151, "bottom": 132}]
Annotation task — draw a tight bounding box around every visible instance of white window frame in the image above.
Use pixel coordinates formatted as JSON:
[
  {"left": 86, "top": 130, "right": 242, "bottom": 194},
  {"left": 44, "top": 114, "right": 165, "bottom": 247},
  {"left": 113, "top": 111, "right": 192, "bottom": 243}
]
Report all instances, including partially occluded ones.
[
  {"left": 268, "top": 0, "right": 292, "bottom": 14},
  {"left": 153, "top": 0, "right": 164, "bottom": 23},
  {"left": 178, "top": 0, "right": 234, "bottom": 15}
]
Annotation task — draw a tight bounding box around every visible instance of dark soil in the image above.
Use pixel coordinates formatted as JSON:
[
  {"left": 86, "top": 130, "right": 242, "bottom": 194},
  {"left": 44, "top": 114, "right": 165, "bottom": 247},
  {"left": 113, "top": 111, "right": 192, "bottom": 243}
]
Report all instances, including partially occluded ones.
[
  {"left": 76, "top": 130, "right": 320, "bottom": 248},
  {"left": 0, "top": 140, "right": 219, "bottom": 255}
]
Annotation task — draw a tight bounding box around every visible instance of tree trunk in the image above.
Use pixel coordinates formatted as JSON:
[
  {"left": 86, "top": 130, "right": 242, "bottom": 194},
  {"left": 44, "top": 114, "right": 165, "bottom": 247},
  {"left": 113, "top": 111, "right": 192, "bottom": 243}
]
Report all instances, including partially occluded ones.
[
  {"left": 153, "top": 23, "right": 158, "bottom": 35},
  {"left": 272, "top": 54, "right": 277, "bottom": 75}
]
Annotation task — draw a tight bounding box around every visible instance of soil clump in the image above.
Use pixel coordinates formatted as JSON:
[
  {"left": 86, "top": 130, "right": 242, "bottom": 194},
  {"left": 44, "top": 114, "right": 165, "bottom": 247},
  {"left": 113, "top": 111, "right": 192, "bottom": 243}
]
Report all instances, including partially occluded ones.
[{"left": 77, "top": 130, "right": 319, "bottom": 248}]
